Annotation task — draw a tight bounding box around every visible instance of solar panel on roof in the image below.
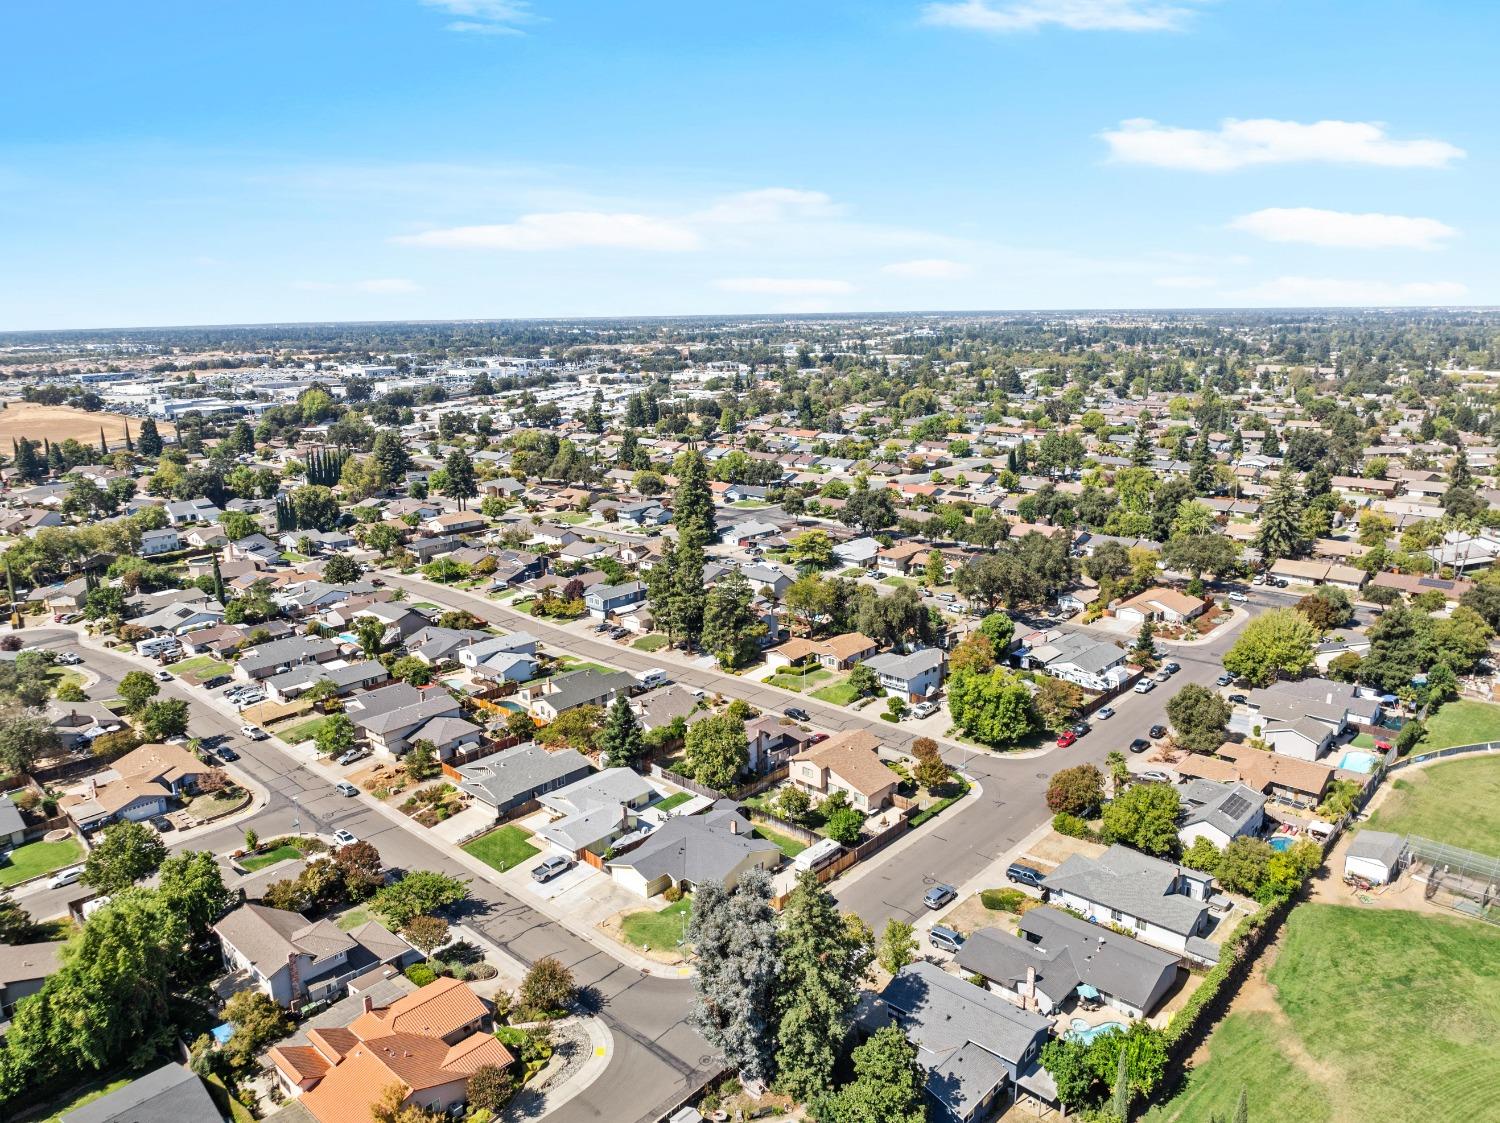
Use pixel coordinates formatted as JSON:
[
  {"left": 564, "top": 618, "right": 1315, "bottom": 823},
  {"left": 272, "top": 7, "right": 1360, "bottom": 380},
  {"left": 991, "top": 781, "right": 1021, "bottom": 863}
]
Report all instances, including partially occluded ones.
[{"left": 1219, "top": 794, "right": 1250, "bottom": 820}]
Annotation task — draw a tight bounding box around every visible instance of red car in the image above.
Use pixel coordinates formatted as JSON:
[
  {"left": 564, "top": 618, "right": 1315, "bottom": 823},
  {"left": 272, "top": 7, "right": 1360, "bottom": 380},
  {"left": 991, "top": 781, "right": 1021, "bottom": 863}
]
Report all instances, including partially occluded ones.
[
  {"left": 1055, "top": 730, "right": 1078, "bottom": 748},
  {"left": 809, "top": 732, "right": 829, "bottom": 744}
]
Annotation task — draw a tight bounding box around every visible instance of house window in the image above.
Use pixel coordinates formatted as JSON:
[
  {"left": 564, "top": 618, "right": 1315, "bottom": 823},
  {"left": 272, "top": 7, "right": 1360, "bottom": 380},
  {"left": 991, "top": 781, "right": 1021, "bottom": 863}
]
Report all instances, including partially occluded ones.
[{"left": 1109, "top": 909, "right": 1124, "bottom": 924}]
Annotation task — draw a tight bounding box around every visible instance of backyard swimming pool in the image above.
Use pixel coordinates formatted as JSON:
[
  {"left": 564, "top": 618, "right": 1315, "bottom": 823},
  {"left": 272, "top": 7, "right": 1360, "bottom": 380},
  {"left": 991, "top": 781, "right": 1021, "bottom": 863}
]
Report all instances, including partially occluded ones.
[
  {"left": 1269, "top": 836, "right": 1294, "bottom": 852},
  {"left": 1337, "top": 749, "right": 1381, "bottom": 774},
  {"left": 1067, "top": 1019, "right": 1126, "bottom": 1044}
]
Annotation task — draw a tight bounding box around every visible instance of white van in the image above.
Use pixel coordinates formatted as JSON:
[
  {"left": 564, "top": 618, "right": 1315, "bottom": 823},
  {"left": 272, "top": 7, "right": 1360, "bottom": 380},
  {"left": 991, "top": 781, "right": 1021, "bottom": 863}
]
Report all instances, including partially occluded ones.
[
  {"left": 134, "top": 636, "right": 181, "bottom": 660},
  {"left": 635, "top": 668, "right": 669, "bottom": 690}
]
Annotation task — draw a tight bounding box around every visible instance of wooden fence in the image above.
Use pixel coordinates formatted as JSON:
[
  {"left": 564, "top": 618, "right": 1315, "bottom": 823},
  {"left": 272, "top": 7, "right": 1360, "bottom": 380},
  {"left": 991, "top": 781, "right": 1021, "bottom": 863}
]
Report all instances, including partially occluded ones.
[{"left": 646, "top": 763, "right": 789, "bottom": 802}]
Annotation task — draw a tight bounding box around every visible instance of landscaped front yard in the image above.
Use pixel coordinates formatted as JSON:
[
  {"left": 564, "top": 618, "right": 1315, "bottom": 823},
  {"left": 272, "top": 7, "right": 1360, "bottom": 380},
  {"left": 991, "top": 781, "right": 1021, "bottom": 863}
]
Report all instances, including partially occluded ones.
[
  {"left": 810, "top": 677, "right": 862, "bottom": 705},
  {"left": 767, "top": 665, "right": 833, "bottom": 692},
  {"left": 1365, "top": 755, "right": 1500, "bottom": 856},
  {"left": 620, "top": 896, "right": 692, "bottom": 949},
  {"left": 240, "top": 843, "right": 305, "bottom": 871},
  {"left": 1144, "top": 904, "right": 1500, "bottom": 1123},
  {"left": 1415, "top": 700, "right": 1500, "bottom": 752},
  {"left": 462, "top": 825, "right": 540, "bottom": 872},
  {"left": 281, "top": 715, "right": 331, "bottom": 744},
  {"left": 632, "top": 633, "right": 669, "bottom": 652},
  {"left": 0, "top": 837, "right": 85, "bottom": 887},
  {"left": 166, "top": 654, "right": 231, "bottom": 680}
]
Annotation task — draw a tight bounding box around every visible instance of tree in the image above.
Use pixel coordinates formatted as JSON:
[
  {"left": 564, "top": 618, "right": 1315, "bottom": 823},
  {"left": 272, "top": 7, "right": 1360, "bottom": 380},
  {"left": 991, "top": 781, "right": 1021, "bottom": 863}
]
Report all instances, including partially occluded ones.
[
  {"left": 977, "top": 611, "right": 1015, "bottom": 649},
  {"left": 787, "top": 529, "right": 835, "bottom": 570},
  {"left": 223, "top": 989, "right": 293, "bottom": 1068},
  {"left": 84, "top": 821, "right": 167, "bottom": 894},
  {"left": 686, "top": 869, "right": 779, "bottom": 1085},
  {"left": 441, "top": 448, "right": 478, "bottom": 510},
  {"left": 405, "top": 738, "right": 439, "bottom": 780},
  {"left": 812, "top": 1024, "right": 926, "bottom": 1123},
  {"left": 672, "top": 450, "right": 717, "bottom": 546},
  {"left": 137, "top": 418, "right": 163, "bottom": 457},
  {"left": 137, "top": 698, "right": 189, "bottom": 740},
  {"left": 117, "top": 669, "right": 160, "bottom": 713},
  {"left": 948, "top": 632, "right": 996, "bottom": 675},
  {"left": 314, "top": 712, "right": 356, "bottom": 756},
  {"left": 684, "top": 713, "right": 748, "bottom": 791},
  {"left": 466, "top": 1064, "right": 518, "bottom": 1113},
  {"left": 1222, "top": 608, "right": 1316, "bottom": 686},
  {"left": 0, "top": 884, "right": 38, "bottom": 944},
  {"left": 846, "top": 661, "right": 879, "bottom": 698},
  {"left": 876, "top": 918, "right": 917, "bottom": 975},
  {"left": 391, "top": 655, "right": 433, "bottom": 686},
  {"left": 1255, "top": 472, "right": 1307, "bottom": 563},
  {"left": 289, "top": 484, "right": 339, "bottom": 531},
  {"left": 322, "top": 554, "right": 363, "bottom": 584},
  {"left": 331, "top": 840, "right": 385, "bottom": 901},
  {"left": 1046, "top": 765, "right": 1105, "bottom": 817},
  {"left": 1035, "top": 676, "right": 1086, "bottom": 733},
  {"left": 1182, "top": 835, "right": 1221, "bottom": 873},
  {"left": 775, "top": 871, "right": 873, "bottom": 1102},
  {"left": 947, "top": 667, "right": 1036, "bottom": 747},
  {"left": 1163, "top": 533, "right": 1239, "bottom": 579},
  {"left": 0, "top": 712, "right": 60, "bottom": 778},
  {"left": 1215, "top": 837, "right": 1274, "bottom": 896},
  {"left": 701, "top": 571, "right": 766, "bottom": 669},
  {"left": 371, "top": 429, "right": 411, "bottom": 487},
  {"left": 520, "top": 955, "right": 576, "bottom": 1015},
  {"left": 1295, "top": 586, "right": 1353, "bottom": 632},
  {"left": 371, "top": 1082, "right": 444, "bottom": 1123},
  {"left": 401, "top": 914, "right": 450, "bottom": 955},
  {"left": 842, "top": 483, "right": 897, "bottom": 534},
  {"left": 824, "top": 802, "right": 866, "bottom": 845},
  {"left": 1165, "top": 683, "right": 1232, "bottom": 753},
  {"left": 372, "top": 870, "right": 469, "bottom": 928},
  {"left": 1100, "top": 782, "right": 1181, "bottom": 856},
  {"left": 910, "top": 737, "right": 949, "bottom": 790},
  {"left": 535, "top": 704, "right": 604, "bottom": 753},
  {"left": 600, "top": 695, "right": 644, "bottom": 768}
]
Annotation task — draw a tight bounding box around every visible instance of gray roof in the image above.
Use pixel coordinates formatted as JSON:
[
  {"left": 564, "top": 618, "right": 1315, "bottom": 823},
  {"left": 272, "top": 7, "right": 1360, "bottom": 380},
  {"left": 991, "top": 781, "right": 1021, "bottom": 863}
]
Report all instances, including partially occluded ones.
[
  {"left": 353, "top": 692, "right": 460, "bottom": 735},
  {"left": 456, "top": 742, "right": 593, "bottom": 807},
  {"left": 343, "top": 681, "right": 424, "bottom": 719},
  {"left": 1030, "top": 629, "right": 1126, "bottom": 674},
  {"left": 237, "top": 635, "right": 336, "bottom": 675},
  {"left": 1348, "top": 830, "right": 1407, "bottom": 867},
  {"left": 61, "top": 1063, "right": 224, "bottom": 1123},
  {"left": 1180, "top": 779, "right": 1267, "bottom": 838},
  {"left": 863, "top": 647, "right": 944, "bottom": 681},
  {"left": 540, "top": 669, "right": 636, "bottom": 713},
  {"left": 875, "top": 961, "right": 1050, "bottom": 1117},
  {"left": 0, "top": 794, "right": 25, "bottom": 836},
  {"left": 958, "top": 907, "right": 1181, "bottom": 1011},
  {"left": 1244, "top": 678, "right": 1380, "bottom": 724},
  {"left": 1043, "top": 844, "right": 1212, "bottom": 936},
  {"left": 611, "top": 804, "right": 778, "bottom": 884},
  {"left": 0, "top": 940, "right": 64, "bottom": 986},
  {"left": 265, "top": 660, "right": 387, "bottom": 695}
]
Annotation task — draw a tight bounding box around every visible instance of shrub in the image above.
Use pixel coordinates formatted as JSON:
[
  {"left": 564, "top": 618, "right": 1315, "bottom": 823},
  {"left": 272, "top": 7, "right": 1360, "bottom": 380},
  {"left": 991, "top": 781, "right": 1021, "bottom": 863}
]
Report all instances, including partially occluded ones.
[
  {"left": 1052, "top": 811, "right": 1092, "bottom": 838},
  {"left": 662, "top": 883, "right": 684, "bottom": 903},
  {"left": 1046, "top": 764, "right": 1105, "bottom": 817},
  {"left": 404, "top": 962, "right": 438, "bottom": 987},
  {"left": 979, "top": 888, "right": 1029, "bottom": 913},
  {"left": 519, "top": 956, "right": 575, "bottom": 1017}
]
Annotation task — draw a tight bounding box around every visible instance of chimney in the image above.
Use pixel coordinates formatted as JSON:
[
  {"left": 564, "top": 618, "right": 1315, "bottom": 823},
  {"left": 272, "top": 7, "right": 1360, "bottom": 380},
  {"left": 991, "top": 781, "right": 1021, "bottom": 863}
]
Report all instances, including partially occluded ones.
[
  {"left": 362, "top": 995, "right": 374, "bottom": 1014},
  {"left": 1025, "top": 966, "right": 1037, "bottom": 1009}
]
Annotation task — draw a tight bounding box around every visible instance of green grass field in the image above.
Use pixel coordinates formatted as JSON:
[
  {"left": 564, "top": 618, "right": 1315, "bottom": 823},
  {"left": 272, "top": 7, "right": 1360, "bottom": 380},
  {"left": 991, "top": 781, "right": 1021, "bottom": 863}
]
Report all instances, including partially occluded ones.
[
  {"left": 810, "top": 677, "right": 861, "bottom": 705},
  {"left": 620, "top": 896, "right": 692, "bottom": 949},
  {"left": 1416, "top": 700, "right": 1500, "bottom": 751},
  {"left": 335, "top": 906, "right": 373, "bottom": 931},
  {"left": 240, "top": 844, "right": 304, "bottom": 871},
  {"left": 655, "top": 791, "right": 694, "bottom": 812},
  {"left": 166, "top": 654, "right": 231, "bottom": 680},
  {"left": 25, "top": 1073, "right": 140, "bottom": 1122},
  {"left": 1146, "top": 905, "right": 1500, "bottom": 1123},
  {"left": 768, "top": 666, "right": 832, "bottom": 692},
  {"left": 281, "top": 715, "right": 331, "bottom": 744},
  {"left": 753, "top": 825, "right": 808, "bottom": 858},
  {"left": 462, "top": 825, "right": 539, "bottom": 872},
  {"left": 632, "top": 634, "right": 669, "bottom": 652},
  {"left": 1365, "top": 755, "right": 1500, "bottom": 855},
  {"left": 0, "top": 838, "right": 84, "bottom": 887}
]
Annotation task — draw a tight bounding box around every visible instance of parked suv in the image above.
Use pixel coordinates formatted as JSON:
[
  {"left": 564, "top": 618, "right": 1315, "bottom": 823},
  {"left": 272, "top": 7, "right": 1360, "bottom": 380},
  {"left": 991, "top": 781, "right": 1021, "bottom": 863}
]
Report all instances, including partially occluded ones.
[
  {"left": 923, "top": 883, "right": 957, "bottom": 910},
  {"left": 928, "top": 925, "right": 965, "bottom": 954},
  {"left": 1005, "top": 863, "right": 1045, "bottom": 889}
]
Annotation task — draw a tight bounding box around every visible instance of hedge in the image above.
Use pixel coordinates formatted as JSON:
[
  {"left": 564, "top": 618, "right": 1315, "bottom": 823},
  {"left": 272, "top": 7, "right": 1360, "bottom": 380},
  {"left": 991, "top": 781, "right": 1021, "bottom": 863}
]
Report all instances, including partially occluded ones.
[{"left": 979, "top": 888, "right": 1031, "bottom": 913}]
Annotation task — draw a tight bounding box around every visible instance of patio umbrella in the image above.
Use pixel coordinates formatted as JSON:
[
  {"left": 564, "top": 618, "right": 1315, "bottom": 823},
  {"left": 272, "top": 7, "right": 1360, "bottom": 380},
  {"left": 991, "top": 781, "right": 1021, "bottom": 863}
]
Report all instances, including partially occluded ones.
[{"left": 1076, "top": 984, "right": 1100, "bottom": 999}]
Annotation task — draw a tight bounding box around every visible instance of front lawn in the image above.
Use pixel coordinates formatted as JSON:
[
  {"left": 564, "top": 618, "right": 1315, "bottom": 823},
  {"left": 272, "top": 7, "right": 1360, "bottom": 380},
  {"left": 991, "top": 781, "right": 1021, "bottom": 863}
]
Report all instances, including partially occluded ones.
[
  {"left": 1415, "top": 699, "right": 1500, "bottom": 752},
  {"left": 557, "top": 659, "right": 617, "bottom": 676},
  {"left": 881, "top": 575, "right": 913, "bottom": 588},
  {"left": 462, "top": 825, "right": 540, "bottom": 872},
  {"left": 1145, "top": 904, "right": 1500, "bottom": 1123},
  {"left": 655, "top": 791, "right": 694, "bottom": 812},
  {"left": 810, "top": 677, "right": 861, "bottom": 706},
  {"left": 0, "top": 838, "right": 85, "bottom": 887},
  {"left": 768, "top": 666, "right": 833, "bottom": 692},
  {"left": 166, "top": 654, "right": 231, "bottom": 680},
  {"left": 1365, "top": 755, "right": 1500, "bottom": 855},
  {"left": 335, "top": 906, "right": 373, "bottom": 931},
  {"left": 632, "top": 634, "right": 669, "bottom": 652},
  {"left": 620, "top": 896, "right": 692, "bottom": 949},
  {"left": 281, "top": 715, "right": 331, "bottom": 744},
  {"left": 753, "top": 825, "right": 808, "bottom": 858},
  {"left": 241, "top": 844, "right": 304, "bottom": 871}
]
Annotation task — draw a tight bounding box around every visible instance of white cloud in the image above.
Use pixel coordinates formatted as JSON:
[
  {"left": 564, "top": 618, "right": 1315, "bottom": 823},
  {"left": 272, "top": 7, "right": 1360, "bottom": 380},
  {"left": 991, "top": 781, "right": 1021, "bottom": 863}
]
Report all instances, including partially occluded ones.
[
  {"left": 713, "top": 277, "right": 854, "bottom": 296},
  {"left": 1235, "top": 276, "right": 1468, "bottom": 306},
  {"left": 882, "top": 258, "right": 974, "bottom": 279},
  {"left": 1153, "top": 274, "right": 1218, "bottom": 289},
  {"left": 394, "top": 211, "right": 701, "bottom": 251},
  {"left": 921, "top": 0, "right": 1206, "bottom": 33},
  {"left": 693, "top": 188, "right": 841, "bottom": 225},
  {"left": 1102, "top": 118, "right": 1465, "bottom": 172},
  {"left": 420, "top": 0, "right": 534, "bottom": 35},
  {"left": 1229, "top": 207, "right": 1456, "bottom": 250}
]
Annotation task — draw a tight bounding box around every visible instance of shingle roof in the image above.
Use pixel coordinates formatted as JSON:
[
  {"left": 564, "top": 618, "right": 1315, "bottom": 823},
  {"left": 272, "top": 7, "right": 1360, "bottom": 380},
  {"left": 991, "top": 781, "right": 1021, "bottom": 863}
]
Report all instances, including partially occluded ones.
[{"left": 1043, "top": 845, "right": 1211, "bottom": 936}]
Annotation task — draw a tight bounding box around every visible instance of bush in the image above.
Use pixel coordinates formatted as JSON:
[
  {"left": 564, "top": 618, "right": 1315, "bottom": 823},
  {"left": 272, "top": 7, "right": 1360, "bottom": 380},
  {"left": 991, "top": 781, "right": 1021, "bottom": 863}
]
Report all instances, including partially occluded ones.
[
  {"left": 662, "top": 884, "right": 684, "bottom": 903},
  {"left": 1052, "top": 811, "right": 1092, "bottom": 839},
  {"left": 1046, "top": 764, "right": 1106, "bottom": 817},
  {"left": 979, "top": 888, "right": 1029, "bottom": 913},
  {"left": 519, "top": 956, "right": 575, "bottom": 1017},
  {"left": 404, "top": 962, "right": 438, "bottom": 987}
]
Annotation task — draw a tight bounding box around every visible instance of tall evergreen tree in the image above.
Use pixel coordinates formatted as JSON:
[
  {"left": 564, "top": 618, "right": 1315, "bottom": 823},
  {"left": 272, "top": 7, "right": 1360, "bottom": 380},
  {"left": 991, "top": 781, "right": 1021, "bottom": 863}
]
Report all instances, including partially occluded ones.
[
  {"left": 1113, "top": 1046, "right": 1131, "bottom": 1121},
  {"left": 599, "top": 695, "right": 644, "bottom": 768},
  {"left": 685, "top": 870, "right": 779, "bottom": 1087},
  {"left": 672, "top": 450, "right": 716, "bottom": 546},
  {"left": 137, "top": 418, "right": 163, "bottom": 457},
  {"left": 99, "top": 427, "right": 108, "bottom": 456},
  {"left": 1254, "top": 472, "right": 1306, "bottom": 563},
  {"left": 442, "top": 448, "right": 478, "bottom": 510},
  {"left": 123, "top": 421, "right": 133, "bottom": 452},
  {"left": 1130, "top": 422, "right": 1154, "bottom": 467},
  {"left": 13, "top": 439, "right": 42, "bottom": 482},
  {"left": 371, "top": 430, "right": 410, "bottom": 487},
  {"left": 671, "top": 537, "right": 708, "bottom": 647}
]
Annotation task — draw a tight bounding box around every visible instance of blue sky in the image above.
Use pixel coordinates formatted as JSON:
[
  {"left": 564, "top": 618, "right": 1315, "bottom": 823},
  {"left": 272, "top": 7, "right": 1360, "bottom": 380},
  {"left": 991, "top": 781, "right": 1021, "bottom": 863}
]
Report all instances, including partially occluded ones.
[{"left": 1, "top": 0, "right": 1494, "bottom": 329}]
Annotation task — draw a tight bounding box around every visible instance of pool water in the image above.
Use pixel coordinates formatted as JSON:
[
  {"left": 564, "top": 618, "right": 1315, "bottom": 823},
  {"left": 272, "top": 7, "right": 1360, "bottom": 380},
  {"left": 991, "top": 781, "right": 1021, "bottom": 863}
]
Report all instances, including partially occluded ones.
[
  {"left": 1337, "top": 750, "right": 1381, "bottom": 774},
  {"left": 1269, "top": 836, "right": 1294, "bottom": 852},
  {"left": 1067, "top": 1019, "right": 1126, "bottom": 1044}
]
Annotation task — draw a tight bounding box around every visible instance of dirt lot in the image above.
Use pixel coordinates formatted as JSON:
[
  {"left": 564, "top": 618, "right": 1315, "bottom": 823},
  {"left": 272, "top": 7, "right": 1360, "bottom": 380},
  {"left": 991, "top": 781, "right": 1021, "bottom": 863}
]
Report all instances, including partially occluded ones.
[{"left": 0, "top": 402, "right": 173, "bottom": 446}]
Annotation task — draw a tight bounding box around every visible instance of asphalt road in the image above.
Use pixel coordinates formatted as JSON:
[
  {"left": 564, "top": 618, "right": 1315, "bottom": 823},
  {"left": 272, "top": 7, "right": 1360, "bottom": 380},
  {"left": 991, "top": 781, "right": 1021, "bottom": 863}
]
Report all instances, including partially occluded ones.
[{"left": 17, "top": 626, "right": 714, "bottom": 1123}]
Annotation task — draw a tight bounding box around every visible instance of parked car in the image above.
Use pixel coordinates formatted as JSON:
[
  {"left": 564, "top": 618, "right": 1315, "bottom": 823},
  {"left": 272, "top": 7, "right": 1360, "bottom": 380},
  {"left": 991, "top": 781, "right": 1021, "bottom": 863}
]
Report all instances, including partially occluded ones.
[
  {"left": 910, "top": 700, "right": 939, "bottom": 718},
  {"left": 1128, "top": 738, "right": 1151, "bottom": 754},
  {"left": 1071, "top": 720, "right": 1091, "bottom": 736},
  {"left": 1149, "top": 725, "right": 1167, "bottom": 739},
  {"left": 332, "top": 829, "right": 358, "bottom": 846},
  {"left": 1096, "top": 706, "right": 1115, "bottom": 720},
  {"left": 1005, "top": 863, "right": 1045, "bottom": 889},
  {"left": 1153, "top": 669, "right": 1171, "bottom": 683},
  {"left": 1252, "top": 573, "right": 1266, "bottom": 585},
  {"left": 336, "top": 747, "right": 370, "bottom": 766},
  {"left": 928, "top": 925, "right": 965, "bottom": 954},
  {"left": 1215, "top": 672, "right": 1235, "bottom": 686},
  {"left": 1133, "top": 679, "right": 1156, "bottom": 694},
  {"left": 217, "top": 746, "right": 240, "bottom": 762},
  {"left": 1163, "top": 661, "right": 1181, "bottom": 674},
  {"left": 55, "top": 651, "right": 82, "bottom": 666},
  {"left": 154, "top": 669, "right": 173, "bottom": 682},
  {"left": 1228, "top": 591, "right": 1249, "bottom": 603},
  {"left": 47, "top": 866, "right": 85, "bottom": 889},
  {"left": 240, "top": 725, "right": 266, "bottom": 741},
  {"left": 1137, "top": 770, "right": 1173, "bottom": 785},
  {"left": 785, "top": 707, "right": 810, "bottom": 722},
  {"left": 335, "top": 781, "right": 358, "bottom": 797},
  {"left": 532, "top": 855, "right": 575, "bottom": 884},
  {"left": 923, "top": 883, "right": 957, "bottom": 910},
  {"left": 148, "top": 815, "right": 174, "bottom": 833},
  {"left": 808, "top": 732, "right": 829, "bottom": 744},
  {"left": 1228, "top": 694, "right": 1248, "bottom": 705},
  {"left": 1055, "top": 729, "right": 1078, "bottom": 748}
]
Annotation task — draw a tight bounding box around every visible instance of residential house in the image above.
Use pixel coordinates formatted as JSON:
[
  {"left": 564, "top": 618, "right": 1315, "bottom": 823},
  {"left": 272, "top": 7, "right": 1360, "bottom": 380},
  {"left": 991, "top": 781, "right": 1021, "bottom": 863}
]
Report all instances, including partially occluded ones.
[
  {"left": 0, "top": 795, "right": 25, "bottom": 848},
  {"left": 60, "top": 742, "right": 211, "bottom": 832},
  {"left": 264, "top": 660, "right": 390, "bottom": 703},
  {"left": 268, "top": 978, "right": 510, "bottom": 1122},
  {"left": 789, "top": 730, "right": 898, "bottom": 813},
  {"left": 138, "top": 527, "right": 181, "bottom": 557},
  {"left": 0, "top": 941, "right": 64, "bottom": 1023},
  {"left": 876, "top": 540, "right": 930, "bottom": 576},
  {"left": 743, "top": 713, "right": 817, "bottom": 773},
  {"left": 863, "top": 647, "right": 945, "bottom": 701},
  {"left": 633, "top": 684, "right": 701, "bottom": 733},
  {"left": 957, "top": 906, "right": 1181, "bottom": 1019},
  {"left": 235, "top": 635, "right": 340, "bottom": 682},
  {"left": 164, "top": 497, "right": 221, "bottom": 525},
  {"left": 226, "top": 532, "right": 284, "bottom": 567},
  {"left": 766, "top": 632, "right": 879, "bottom": 672},
  {"left": 423, "top": 511, "right": 486, "bottom": 536},
  {"left": 212, "top": 900, "right": 414, "bottom": 1008},
  {"left": 1229, "top": 679, "right": 1382, "bottom": 762},
  {"left": 536, "top": 767, "right": 655, "bottom": 857},
  {"left": 1267, "top": 558, "right": 1367, "bottom": 591},
  {"left": 132, "top": 597, "right": 225, "bottom": 637},
  {"left": 1177, "top": 778, "right": 1267, "bottom": 849},
  {"left": 454, "top": 743, "right": 594, "bottom": 820},
  {"left": 348, "top": 685, "right": 475, "bottom": 759},
  {"left": 832, "top": 536, "right": 881, "bottom": 568},
  {"left": 1042, "top": 844, "right": 1219, "bottom": 958},
  {"left": 584, "top": 580, "right": 647, "bottom": 619},
  {"left": 1211, "top": 742, "right": 1336, "bottom": 809},
  {"left": 859, "top": 961, "right": 1052, "bottom": 1123},
  {"left": 1114, "top": 586, "right": 1208, "bottom": 627},
  {"left": 606, "top": 801, "right": 780, "bottom": 897},
  {"left": 59, "top": 1063, "right": 225, "bottom": 1123},
  {"left": 1020, "top": 629, "right": 1130, "bottom": 694},
  {"left": 525, "top": 669, "right": 636, "bottom": 722},
  {"left": 742, "top": 562, "right": 796, "bottom": 599},
  {"left": 46, "top": 700, "right": 128, "bottom": 751}
]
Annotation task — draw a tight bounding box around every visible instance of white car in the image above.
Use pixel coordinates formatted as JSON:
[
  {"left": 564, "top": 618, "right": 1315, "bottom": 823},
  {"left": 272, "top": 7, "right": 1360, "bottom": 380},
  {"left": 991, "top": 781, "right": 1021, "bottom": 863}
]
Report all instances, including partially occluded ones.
[
  {"left": 240, "top": 724, "right": 268, "bottom": 741},
  {"left": 1133, "top": 679, "right": 1156, "bottom": 694},
  {"left": 332, "top": 829, "right": 358, "bottom": 846},
  {"left": 47, "top": 866, "right": 85, "bottom": 889},
  {"left": 55, "top": 652, "right": 83, "bottom": 666},
  {"left": 1228, "top": 591, "right": 1249, "bottom": 603},
  {"left": 155, "top": 669, "right": 173, "bottom": 681},
  {"left": 910, "top": 700, "right": 939, "bottom": 718}
]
